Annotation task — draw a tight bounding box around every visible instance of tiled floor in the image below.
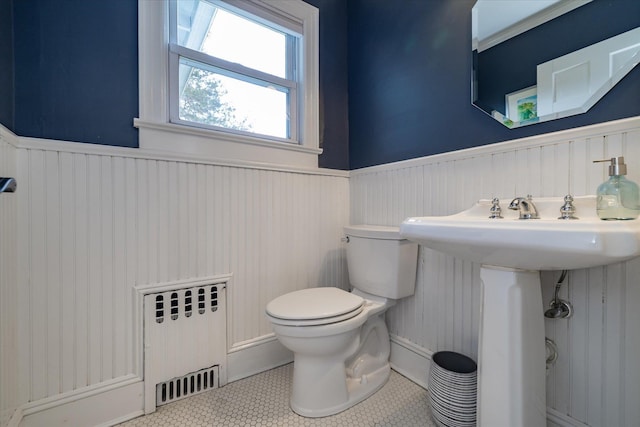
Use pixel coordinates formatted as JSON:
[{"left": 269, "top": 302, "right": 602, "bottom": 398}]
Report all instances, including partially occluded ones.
[{"left": 118, "top": 363, "right": 435, "bottom": 426}]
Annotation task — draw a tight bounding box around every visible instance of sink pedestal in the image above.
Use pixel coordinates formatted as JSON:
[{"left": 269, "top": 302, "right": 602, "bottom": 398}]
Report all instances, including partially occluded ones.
[{"left": 478, "top": 266, "right": 546, "bottom": 427}]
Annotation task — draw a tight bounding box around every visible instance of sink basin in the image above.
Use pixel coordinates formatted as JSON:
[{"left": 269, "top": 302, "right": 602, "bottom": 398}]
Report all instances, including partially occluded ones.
[
  {"left": 400, "top": 195, "right": 640, "bottom": 426},
  {"left": 400, "top": 196, "right": 640, "bottom": 270}
]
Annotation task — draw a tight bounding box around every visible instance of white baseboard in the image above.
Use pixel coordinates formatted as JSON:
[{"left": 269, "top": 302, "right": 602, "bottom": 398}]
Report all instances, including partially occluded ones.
[
  {"left": 546, "top": 408, "right": 590, "bottom": 427},
  {"left": 389, "top": 334, "right": 432, "bottom": 389},
  {"left": 9, "top": 336, "right": 588, "bottom": 427},
  {"left": 14, "top": 376, "right": 143, "bottom": 427},
  {"left": 8, "top": 337, "right": 290, "bottom": 427},
  {"left": 388, "top": 335, "right": 589, "bottom": 427},
  {"left": 227, "top": 334, "right": 293, "bottom": 383}
]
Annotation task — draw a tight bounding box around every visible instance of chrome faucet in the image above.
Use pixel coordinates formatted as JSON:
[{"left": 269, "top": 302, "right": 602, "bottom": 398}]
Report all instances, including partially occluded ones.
[{"left": 509, "top": 195, "right": 539, "bottom": 219}]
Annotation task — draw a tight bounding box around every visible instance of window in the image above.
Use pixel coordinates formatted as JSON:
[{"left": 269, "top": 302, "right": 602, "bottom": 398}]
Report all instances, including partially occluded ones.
[
  {"left": 137, "top": 0, "right": 320, "bottom": 168},
  {"left": 171, "top": 0, "right": 298, "bottom": 141}
]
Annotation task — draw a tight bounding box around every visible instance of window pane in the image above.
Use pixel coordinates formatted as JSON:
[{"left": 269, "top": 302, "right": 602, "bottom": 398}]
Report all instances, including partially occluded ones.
[
  {"left": 177, "top": 0, "right": 289, "bottom": 78},
  {"left": 178, "top": 58, "right": 289, "bottom": 139}
]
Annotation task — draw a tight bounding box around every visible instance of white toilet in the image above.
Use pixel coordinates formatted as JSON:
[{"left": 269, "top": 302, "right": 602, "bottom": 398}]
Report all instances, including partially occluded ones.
[{"left": 265, "top": 225, "right": 418, "bottom": 417}]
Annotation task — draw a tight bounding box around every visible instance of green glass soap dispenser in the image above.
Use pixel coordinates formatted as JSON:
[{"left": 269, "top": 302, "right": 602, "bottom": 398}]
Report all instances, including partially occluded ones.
[{"left": 593, "top": 156, "right": 640, "bottom": 220}]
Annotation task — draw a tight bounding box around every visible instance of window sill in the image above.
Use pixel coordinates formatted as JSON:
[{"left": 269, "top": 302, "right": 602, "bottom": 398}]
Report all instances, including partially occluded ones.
[{"left": 134, "top": 118, "right": 322, "bottom": 169}]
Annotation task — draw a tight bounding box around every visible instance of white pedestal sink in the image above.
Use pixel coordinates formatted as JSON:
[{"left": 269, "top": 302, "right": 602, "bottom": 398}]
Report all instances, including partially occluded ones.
[{"left": 400, "top": 196, "right": 640, "bottom": 427}]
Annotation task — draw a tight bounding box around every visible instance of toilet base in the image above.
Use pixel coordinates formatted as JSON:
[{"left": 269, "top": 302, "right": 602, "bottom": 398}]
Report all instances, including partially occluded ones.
[
  {"left": 291, "top": 362, "right": 391, "bottom": 418},
  {"left": 289, "top": 314, "right": 392, "bottom": 418}
]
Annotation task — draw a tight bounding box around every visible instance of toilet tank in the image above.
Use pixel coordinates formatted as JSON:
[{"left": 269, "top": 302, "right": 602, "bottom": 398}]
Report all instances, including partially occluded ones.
[{"left": 344, "top": 225, "right": 418, "bottom": 299}]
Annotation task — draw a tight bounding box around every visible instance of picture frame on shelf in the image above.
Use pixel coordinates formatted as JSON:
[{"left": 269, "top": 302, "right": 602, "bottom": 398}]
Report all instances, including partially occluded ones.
[{"left": 505, "top": 86, "right": 539, "bottom": 124}]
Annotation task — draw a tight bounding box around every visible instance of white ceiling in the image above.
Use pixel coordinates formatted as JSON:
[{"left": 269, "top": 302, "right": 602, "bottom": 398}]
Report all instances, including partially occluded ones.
[{"left": 472, "top": 0, "right": 561, "bottom": 43}]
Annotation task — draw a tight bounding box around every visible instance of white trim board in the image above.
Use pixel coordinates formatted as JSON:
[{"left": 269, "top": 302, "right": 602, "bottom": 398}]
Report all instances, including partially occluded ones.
[
  {"left": 14, "top": 134, "right": 348, "bottom": 178},
  {"left": 389, "top": 334, "right": 432, "bottom": 390},
  {"left": 351, "top": 116, "right": 640, "bottom": 175},
  {"left": 227, "top": 334, "right": 293, "bottom": 383},
  {"left": 10, "top": 376, "right": 143, "bottom": 427},
  {"left": 0, "top": 124, "right": 19, "bottom": 148}
]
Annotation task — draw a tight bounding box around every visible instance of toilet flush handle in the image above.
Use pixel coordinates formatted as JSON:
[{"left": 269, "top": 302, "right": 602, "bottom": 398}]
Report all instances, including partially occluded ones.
[{"left": 341, "top": 236, "right": 350, "bottom": 243}]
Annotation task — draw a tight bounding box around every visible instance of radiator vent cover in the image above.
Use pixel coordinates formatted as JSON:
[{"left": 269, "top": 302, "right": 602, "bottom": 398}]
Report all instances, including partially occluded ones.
[
  {"left": 156, "top": 365, "right": 219, "bottom": 406},
  {"left": 142, "top": 279, "right": 228, "bottom": 414}
]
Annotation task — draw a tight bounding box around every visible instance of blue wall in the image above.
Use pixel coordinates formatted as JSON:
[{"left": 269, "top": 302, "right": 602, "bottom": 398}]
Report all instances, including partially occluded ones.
[
  {"left": 2, "top": 0, "right": 639, "bottom": 170},
  {"left": 305, "top": 0, "right": 350, "bottom": 169},
  {"left": 12, "top": 0, "right": 139, "bottom": 148},
  {"left": 0, "top": 0, "right": 14, "bottom": 132},
  {"left": 347, "top": 0, "right": 640, "bottom": 169}
]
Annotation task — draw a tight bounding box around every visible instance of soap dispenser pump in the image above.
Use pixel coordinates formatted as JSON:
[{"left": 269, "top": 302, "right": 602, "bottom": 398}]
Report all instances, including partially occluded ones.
[{"left": 593, "top": 156, "right": 639, "bottom": 220}]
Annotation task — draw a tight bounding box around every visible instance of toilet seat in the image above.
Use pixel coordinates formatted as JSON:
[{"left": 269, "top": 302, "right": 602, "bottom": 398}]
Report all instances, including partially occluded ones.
[{"left": 266, "top": 287, "right": 364, "bottom": 327}]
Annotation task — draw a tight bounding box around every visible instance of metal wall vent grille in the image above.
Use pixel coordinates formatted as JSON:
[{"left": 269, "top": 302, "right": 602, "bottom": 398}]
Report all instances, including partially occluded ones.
[
  {"left": 154, "top": 285, "right": 219, "bottom": 323},
  {"left": 156, "top": 365, "right": 219, "bottom": 406}
]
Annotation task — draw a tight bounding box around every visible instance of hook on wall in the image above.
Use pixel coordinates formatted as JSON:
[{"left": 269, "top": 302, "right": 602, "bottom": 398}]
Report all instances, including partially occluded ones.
[{"left": 0, "top": 177, "right": 17, "bottom": 193}]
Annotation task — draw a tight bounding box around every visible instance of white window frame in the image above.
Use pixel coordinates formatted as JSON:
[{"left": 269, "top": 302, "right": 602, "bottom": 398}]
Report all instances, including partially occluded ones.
[{"left": 136, "top": 0, "right": 321, "bottom": 168}]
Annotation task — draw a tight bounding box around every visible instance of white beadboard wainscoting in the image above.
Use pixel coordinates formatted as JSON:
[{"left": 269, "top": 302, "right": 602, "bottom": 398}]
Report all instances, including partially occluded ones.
[
  {"left": 350, "top": 117, "right": 640, "bottom": 427},
  {"left": 0, "top": 132, "right": 350, "bottom": 427},
  {"left": 0, "top": 127, "right": 19, "bottom": 427},
  {"left": 2, "top": 117, "right": 640, "bottom": 427}
]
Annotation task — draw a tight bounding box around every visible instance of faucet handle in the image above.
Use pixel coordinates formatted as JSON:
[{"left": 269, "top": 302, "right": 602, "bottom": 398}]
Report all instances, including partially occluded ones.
[
  {"left": 558, "top": 195, "right": 578, "bottom": 220},
  {"left": 489, "top": 197, "right": 503, "bottom": 219}
]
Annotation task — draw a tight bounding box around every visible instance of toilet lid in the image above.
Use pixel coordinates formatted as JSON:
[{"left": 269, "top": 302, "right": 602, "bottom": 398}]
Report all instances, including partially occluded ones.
[{"left": 266, "top": 287, "right": 364, "bottom": 324}]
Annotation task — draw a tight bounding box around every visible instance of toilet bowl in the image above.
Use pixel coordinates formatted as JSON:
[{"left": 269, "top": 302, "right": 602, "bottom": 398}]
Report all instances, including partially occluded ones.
[{"left": 265, "top": 225, "right": 418, "bottom": 417}]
